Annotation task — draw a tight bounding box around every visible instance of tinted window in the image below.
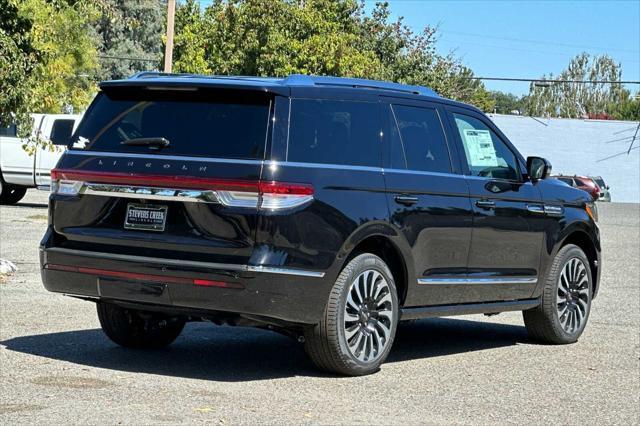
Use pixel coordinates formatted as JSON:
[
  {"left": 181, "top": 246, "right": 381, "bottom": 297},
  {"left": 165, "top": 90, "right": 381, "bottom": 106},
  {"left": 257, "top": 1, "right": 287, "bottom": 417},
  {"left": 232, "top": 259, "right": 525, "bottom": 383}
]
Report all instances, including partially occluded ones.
[
  {"left": 453, "top": 113, "right": 520, "bottom": 181},
  {"left": 0, "top": 123, "right": 17, "bottom": 137},
  {"left": 50, "top": 119, "right": 75, "bottom": 144},
  {"left": 391, "top": 105, "right": 451, "bottom": 173},
  {"left": 387, "top": 106, "right": 406, "bottom": 169},
  {"left": 72, "top": 90, "right": 271, "bottom": 159},
  {"left": 288, "top": 99, "right": 380, "bottom": 167},
  {"left": 557, "top": 177, "right": 574, "bottom": 186}
]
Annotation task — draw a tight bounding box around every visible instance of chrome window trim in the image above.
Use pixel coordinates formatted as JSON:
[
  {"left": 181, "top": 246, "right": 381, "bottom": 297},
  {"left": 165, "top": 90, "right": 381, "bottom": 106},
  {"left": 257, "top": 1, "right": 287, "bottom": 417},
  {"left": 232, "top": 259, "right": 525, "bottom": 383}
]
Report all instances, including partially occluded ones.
[
  {"left": 45, "top": 247, "right": 325, "bottom": 278},
  {"left": 417, "top": 277, "right": 538, "bottom": 285},
  {"left": 383, "top": 168, "right": 462, "bottom": 178},
  {"left": 267, "top": 160, "right": 383, "bottom": 173}
]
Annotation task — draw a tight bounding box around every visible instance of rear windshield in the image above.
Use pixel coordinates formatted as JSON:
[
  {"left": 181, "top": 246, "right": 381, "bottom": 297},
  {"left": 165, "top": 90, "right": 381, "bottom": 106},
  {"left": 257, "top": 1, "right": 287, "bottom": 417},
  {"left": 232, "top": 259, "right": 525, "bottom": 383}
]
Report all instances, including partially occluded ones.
[{"left": 70, "top": 88, "right": 272, "bottom": 159}]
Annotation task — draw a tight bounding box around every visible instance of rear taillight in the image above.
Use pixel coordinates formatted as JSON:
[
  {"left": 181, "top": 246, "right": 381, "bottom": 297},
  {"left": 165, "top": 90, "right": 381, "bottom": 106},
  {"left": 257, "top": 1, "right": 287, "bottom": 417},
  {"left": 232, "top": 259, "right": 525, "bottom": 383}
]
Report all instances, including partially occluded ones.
[
  {"left": 259, "top": 181, "right": 314, "bottom": 209},
  {"left": 50, "top": 169, "right": 314, "bottom": 210}
]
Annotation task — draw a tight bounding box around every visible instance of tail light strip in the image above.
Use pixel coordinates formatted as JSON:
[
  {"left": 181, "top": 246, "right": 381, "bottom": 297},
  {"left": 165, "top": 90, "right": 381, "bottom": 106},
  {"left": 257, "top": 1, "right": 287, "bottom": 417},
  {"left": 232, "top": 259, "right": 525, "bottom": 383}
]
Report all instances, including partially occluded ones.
[
  {"left": 44, "top": 263, "right": 244, "bottom": 289},
  {"left": 50, "top": 169, "right": 314, "bottom": 209}
]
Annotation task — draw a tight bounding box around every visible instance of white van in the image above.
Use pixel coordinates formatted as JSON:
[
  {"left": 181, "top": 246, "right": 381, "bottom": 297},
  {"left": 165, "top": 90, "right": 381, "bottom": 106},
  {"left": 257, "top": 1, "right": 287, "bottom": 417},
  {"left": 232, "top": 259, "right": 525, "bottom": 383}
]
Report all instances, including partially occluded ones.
[{"left": 0, "top": 114, "right": 81, "bottom": 204}]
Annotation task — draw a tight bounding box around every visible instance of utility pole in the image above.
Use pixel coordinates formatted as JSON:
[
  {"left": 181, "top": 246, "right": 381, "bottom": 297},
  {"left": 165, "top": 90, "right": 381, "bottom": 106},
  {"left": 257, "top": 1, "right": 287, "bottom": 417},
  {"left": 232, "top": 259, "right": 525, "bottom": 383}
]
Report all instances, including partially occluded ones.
[{"left": 164, "top": 0, "right": 176, "bottom": 73}]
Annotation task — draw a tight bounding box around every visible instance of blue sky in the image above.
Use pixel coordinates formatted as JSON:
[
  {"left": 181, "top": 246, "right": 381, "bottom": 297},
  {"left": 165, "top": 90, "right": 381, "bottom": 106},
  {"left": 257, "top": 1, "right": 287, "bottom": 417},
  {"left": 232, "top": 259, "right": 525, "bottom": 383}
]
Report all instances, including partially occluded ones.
[{"left": 365, "top": 0, "right": 640, "bottom": 96}]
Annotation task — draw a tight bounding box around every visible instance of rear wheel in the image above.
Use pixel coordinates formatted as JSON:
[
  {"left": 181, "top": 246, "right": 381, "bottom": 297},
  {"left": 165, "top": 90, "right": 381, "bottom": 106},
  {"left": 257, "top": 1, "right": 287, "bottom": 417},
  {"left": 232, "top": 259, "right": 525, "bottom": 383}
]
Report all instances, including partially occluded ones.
[
  {"left": 304, "top": 253, "right": 398, "bottom": 376},
  {"left": 523, "top": 244, "right": 593, "bottom": 344},
  {"left": 0, "top": 178, "right": 27, "bottom": 205},
  {"left": 97, "top": 302, "right": 186, "bottom": 349}
]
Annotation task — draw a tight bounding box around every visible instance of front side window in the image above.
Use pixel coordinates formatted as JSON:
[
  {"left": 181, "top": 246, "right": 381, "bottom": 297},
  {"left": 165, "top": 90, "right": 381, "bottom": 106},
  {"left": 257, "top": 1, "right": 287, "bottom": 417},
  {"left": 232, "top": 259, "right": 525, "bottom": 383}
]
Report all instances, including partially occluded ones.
[
  {"left": 390, "top": 104, "right": 451, "bottom": 173},
  {"left": 453, "top": 113, "right": 520, "bottom": 181},
  {"left": 287, "top": 99, "right": 380, "bottom": 167}
]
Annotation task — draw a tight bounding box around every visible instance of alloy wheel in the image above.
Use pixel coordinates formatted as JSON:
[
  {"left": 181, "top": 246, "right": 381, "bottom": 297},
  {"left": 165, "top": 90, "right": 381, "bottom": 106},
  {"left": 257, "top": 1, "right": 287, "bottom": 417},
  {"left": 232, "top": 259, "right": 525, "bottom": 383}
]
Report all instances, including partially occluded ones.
[
  {"left": 557, "top": 257, "right": 590, "bottom": 333},
  {"left": 343, "top": 269, "right": 394, "bottom": 363}
]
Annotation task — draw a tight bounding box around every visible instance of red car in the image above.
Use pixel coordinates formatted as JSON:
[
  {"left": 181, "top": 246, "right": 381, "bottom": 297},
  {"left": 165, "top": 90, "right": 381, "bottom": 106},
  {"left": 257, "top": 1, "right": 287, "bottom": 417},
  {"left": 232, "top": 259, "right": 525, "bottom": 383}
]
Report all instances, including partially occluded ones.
[{"left": 554, "top": 175, "right": 601, "bottom": 200}]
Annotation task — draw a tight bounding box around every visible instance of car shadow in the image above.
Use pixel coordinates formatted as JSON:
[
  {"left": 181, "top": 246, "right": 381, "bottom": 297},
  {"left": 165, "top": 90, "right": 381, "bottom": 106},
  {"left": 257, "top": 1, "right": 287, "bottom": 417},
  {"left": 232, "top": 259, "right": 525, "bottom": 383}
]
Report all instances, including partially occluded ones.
[{"left": 1, "top": 318, "right": 531, "bottom": 382}]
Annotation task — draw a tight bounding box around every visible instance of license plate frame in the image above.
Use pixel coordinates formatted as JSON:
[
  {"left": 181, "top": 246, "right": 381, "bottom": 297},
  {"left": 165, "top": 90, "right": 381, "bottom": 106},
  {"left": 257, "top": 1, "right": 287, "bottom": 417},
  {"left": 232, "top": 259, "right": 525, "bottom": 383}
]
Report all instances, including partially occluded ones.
[{"left": 124, "top": 203, "right": 168, "bottom": 232}]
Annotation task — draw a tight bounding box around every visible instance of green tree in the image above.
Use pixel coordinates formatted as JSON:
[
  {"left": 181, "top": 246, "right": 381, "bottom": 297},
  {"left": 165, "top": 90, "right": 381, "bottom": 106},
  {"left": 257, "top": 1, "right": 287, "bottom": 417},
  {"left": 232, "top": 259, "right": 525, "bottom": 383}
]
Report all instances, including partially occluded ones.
[
  {"left": 609, "top": 92, "right": 640, "bottom": 121},
  {"left": 20, "top": 0, "right": 99, "bottom": 116},
  {"left": 490, "top": 91, "right": 524, "bottom": 114},
  {"left": 526, "top": 53, "right": 628, "bottom": 118},
  {"left": 94, "top": 0, "right": 164, "bottom": 80},
  {"left": 172, "top": 0, "right": 491, "bottom": 107},
  {"left": 0, "top": 0, "right": 39, "bottom": 131}
]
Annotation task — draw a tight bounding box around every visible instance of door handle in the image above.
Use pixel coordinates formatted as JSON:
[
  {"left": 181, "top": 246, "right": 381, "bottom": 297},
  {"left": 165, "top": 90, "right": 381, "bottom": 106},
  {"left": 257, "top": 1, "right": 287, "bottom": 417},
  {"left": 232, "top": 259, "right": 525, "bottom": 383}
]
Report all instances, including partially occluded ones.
[
  {"left": 526, "top": 204, "right": 545, "bottom": 214},
  {"left": 394, "top": 195, "right": 419, "bottom": 206},
  {"left": 475, "top": 199, "right": 496, "bottom": 209}
]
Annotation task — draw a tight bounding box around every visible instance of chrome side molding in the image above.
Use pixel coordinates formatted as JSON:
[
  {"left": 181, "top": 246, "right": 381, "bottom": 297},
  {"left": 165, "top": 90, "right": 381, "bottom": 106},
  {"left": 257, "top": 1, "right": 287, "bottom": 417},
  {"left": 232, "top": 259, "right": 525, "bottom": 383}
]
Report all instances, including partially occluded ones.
[{"left": 417, "top": 277, "right": 538, "bottom": 285}]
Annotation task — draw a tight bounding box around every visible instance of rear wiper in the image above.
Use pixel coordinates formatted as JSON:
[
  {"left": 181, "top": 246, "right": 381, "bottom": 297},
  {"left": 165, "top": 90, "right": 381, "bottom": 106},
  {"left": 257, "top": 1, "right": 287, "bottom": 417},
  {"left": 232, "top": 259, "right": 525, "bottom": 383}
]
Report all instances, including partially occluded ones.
[{"left": 121, "top": 137, "right": 170, "bottom": 150}]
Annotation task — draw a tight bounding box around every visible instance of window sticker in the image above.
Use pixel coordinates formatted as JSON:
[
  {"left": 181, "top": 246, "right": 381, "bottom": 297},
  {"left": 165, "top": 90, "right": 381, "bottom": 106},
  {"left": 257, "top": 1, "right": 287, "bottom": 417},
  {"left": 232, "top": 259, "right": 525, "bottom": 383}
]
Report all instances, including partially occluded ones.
[{"left": 462, "top": 129, "right": 498, "bottom": 167}]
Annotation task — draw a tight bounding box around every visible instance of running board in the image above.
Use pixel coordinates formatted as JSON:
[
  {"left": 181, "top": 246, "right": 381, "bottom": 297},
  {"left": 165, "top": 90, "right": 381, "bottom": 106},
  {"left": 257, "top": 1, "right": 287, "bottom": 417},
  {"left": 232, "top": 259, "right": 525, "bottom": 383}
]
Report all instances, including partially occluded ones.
[{"left": 400, "top": 298, "right": 540, "bottom": 321}]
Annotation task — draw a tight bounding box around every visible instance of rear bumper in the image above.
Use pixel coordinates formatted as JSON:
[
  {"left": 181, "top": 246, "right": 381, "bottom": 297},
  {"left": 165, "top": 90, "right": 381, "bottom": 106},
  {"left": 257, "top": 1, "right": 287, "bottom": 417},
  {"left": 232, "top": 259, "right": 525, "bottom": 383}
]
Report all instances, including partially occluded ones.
[{"left": 39, "top": 234, "right": 331, "bottom": 325}]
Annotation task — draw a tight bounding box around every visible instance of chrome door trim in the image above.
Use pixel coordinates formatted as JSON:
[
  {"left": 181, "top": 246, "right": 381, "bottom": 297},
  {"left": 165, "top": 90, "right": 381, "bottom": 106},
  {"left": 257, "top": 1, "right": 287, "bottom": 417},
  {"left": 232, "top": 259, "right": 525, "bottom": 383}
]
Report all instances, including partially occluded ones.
[
  {"left": 44, "top": 247, "right": 325, "bottom": 278},
  {"left": 526, "top": 204, "right": 545, "bottom": 214},
  {"left": 417, "top": 277, "right": 538, "bottom": 285}
]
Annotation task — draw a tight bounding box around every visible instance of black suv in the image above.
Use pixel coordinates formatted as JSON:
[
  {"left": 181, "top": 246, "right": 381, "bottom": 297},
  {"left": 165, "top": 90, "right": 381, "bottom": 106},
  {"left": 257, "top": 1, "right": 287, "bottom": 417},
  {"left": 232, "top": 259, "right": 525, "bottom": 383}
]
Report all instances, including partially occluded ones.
[{"left": 40, "top": 73, "right": 601, "bottom": 375}]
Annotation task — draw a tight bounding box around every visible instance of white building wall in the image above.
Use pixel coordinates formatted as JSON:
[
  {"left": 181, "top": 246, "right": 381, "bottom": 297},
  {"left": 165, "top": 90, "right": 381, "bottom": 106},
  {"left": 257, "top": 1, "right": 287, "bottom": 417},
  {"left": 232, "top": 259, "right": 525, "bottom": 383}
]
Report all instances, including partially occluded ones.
[{"left": 489, "top": 114, "right": 640, "bottom": 203}]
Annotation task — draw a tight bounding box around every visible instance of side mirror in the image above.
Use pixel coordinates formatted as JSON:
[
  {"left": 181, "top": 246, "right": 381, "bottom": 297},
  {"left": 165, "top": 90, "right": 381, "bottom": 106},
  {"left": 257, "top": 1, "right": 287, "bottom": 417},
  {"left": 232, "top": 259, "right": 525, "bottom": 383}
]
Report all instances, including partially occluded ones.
[
  {"left": 50, "top": 119, "right": 75, "bottom": 146},
  {"left": 527, "top": 156, "right": 552, "bottom": 181}
]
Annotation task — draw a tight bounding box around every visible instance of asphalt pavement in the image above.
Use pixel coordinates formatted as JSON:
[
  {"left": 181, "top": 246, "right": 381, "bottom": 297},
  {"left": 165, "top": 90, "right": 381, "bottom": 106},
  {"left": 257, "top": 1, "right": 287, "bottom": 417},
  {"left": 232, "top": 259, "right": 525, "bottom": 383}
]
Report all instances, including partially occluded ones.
[{"left": 1, "top": 190, "right": 638, "bottom": 424}]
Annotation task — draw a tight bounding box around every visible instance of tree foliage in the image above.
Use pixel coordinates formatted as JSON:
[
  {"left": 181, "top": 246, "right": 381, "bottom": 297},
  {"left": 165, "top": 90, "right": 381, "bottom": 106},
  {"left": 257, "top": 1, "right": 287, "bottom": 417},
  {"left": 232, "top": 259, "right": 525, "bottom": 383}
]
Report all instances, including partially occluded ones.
[
  {"left": 20, "top": 0, "right": 99, "bottom": 116},
  {"left": 525, "top": 53, "right": 628, "bottom": 118},
  {"left": 490, "top": 91, "right": 525, "bottom": 115},
  {"left": 0, "top": 0, "right": 39, "bottom": 130},
  {"left": 173, "top": 0, "right": 493, "bottom": 110},
  {"left": 94, "top": 0, "right": 164, "bottom": 80}
]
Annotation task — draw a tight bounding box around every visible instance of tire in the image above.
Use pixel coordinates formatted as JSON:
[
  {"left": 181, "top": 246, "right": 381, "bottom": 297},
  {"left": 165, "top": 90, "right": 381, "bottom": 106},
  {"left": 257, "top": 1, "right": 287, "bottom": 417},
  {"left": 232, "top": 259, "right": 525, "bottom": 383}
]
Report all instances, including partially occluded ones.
[
  {"left": 523, "top": 244, "right": 593, "bottom": 344},
  {"left": 0, "top": 178, "right": 27, "bottom": 205},
  {"left": 97, "top": 302, "right": 186, "bottom": 349},
  {"left": 304, "top": 253, "right": 399, "bottom": 376}
]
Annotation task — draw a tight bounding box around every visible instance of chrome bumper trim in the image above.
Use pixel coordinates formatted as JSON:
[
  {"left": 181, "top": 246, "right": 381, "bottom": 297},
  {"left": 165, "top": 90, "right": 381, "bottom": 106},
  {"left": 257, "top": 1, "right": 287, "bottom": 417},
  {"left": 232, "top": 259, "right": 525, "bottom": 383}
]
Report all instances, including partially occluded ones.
[{"left": 44, "top": 247, "right": 325, "bottom": 278}]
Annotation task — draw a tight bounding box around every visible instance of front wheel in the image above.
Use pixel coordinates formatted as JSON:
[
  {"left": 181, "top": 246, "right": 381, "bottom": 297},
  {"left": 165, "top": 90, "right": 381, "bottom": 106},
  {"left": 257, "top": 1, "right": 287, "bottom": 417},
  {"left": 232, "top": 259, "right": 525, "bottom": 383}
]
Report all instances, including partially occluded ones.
[
  {"left": 523, "top": 244, "right": 593, "bottom": 344},
  {"left": 304, "top": 253, "right": 399, "bottom": 376},
  {"left": 97, "top": 302, "right": 186, "bottom": 349}
]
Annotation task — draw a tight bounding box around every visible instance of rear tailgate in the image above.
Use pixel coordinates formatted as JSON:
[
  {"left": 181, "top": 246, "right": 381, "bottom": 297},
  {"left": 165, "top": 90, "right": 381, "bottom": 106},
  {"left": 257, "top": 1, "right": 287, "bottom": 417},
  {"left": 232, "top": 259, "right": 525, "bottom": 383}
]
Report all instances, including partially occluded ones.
[{"left": 49, "top": 85, "right": 273, "bottom": 265}]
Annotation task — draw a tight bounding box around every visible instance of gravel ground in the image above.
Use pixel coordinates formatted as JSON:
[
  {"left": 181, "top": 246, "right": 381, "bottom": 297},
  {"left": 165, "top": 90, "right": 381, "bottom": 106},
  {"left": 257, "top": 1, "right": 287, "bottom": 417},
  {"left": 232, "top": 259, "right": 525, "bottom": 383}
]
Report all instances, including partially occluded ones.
[{"left": 1, "top": 190, "right": 638, "bottom": 425}]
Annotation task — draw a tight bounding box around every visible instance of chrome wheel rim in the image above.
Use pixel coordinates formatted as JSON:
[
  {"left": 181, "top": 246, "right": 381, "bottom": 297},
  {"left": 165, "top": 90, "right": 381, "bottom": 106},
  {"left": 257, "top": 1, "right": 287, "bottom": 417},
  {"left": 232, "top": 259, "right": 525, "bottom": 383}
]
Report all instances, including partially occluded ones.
[
  {"left": 557, "top": 257, "right": 590, "bottom": 333},
  {"left": 344, "top": 269, "right": 394, "bottom": 363}
]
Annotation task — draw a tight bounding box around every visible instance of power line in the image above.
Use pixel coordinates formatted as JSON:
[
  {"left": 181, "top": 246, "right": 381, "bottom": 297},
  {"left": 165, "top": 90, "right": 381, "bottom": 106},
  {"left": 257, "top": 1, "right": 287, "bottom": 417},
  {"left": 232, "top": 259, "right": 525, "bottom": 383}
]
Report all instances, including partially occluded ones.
[
  {"left": 467, "top": 77, "right": 640, "bottom": 84},
  {"left": 443, "top": 30, "right": 639, "bottom": 54}
]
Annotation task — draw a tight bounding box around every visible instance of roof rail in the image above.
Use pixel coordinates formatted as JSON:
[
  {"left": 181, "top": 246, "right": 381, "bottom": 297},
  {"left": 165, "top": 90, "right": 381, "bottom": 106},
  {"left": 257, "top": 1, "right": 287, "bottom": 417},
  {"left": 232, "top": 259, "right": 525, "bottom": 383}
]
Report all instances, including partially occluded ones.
[
  {"left": 283, "top": 74, "right": 438, "bottom": 97},
  {"left": 129, "top": 71, "right": 194, "bottom": 79}
]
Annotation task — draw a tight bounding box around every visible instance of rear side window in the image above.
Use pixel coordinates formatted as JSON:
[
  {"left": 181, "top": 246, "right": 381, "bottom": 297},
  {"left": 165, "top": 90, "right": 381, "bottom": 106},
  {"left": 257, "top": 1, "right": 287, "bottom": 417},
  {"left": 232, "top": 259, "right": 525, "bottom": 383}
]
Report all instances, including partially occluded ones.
[
  {"left": 287, "top": 99, "right": 380, "bottom": 167},
  {"left": 72, "top": 89, "right": 272, "bottom": 159},
  {"left": 50, "top": 119, "right": 75, "bottom": 143},
  {"left": 0, "top": 123, "right": 17, "bottom": 137},
  {"left": 390, "top": 104, "right": 451, "bottom": 173}
]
